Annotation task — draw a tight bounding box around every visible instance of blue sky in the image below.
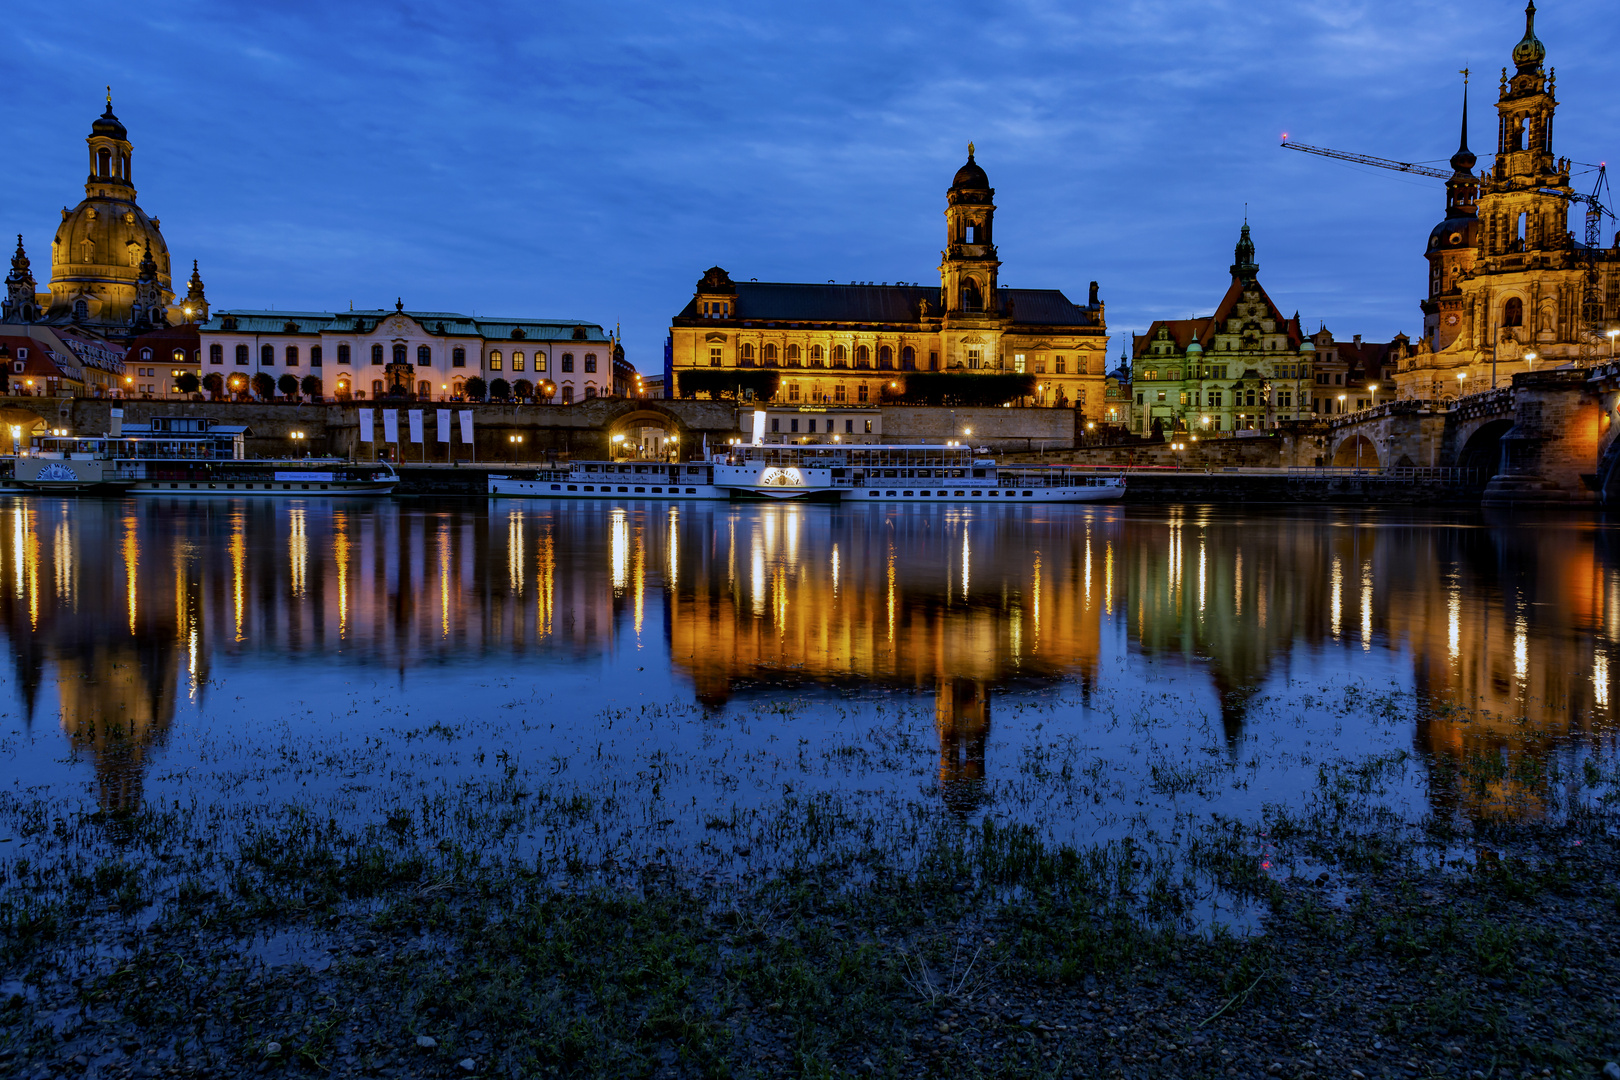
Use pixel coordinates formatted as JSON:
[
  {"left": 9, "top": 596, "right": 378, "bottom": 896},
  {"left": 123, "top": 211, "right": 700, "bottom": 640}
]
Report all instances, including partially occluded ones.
[{"left": 6, "top": 1, "right": 1616, "bottom": 370}]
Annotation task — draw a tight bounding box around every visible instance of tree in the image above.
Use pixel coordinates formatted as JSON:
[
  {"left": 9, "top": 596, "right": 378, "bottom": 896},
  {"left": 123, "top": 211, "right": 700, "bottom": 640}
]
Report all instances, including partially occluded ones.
[
  {"left": 277, "top": 373, "right": 300, "bottom": 399},
  {"left": 464, "top": 376, "right": 487, "bottom": 401},
  {"left": 301, "top": 375, "right": 322, "bottom": 398},
  {"left": 1149, "top": 417, "right": 1164, "bottom": 440},
  {"left": 202, "top": 372, "right": 223, "bottom": 397},
  {"left": 175, "top": 372, "right": 200, "bottom": 395},
  {"left": 676, "top": 369, "right": 779, "bottom": 402},
  {"left": 251, "top": 373, "right": 276, "bottom": 400},
  {"left": 489, "top": 378, "right": 511, "bottom": 401},
  {"left": 512, "top": 378, "right": 534, "bottom": 400}
]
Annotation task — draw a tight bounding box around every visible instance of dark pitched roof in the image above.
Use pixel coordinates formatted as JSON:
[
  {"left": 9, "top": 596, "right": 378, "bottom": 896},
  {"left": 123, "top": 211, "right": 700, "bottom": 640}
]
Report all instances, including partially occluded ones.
[{"left": 675, "top": 282, "right": 1097, "bottom": 327}]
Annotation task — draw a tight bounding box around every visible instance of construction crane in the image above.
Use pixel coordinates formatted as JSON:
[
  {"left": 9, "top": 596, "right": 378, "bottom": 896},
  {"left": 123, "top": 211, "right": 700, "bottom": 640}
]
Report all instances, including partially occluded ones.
[{"left": 1279, "top": 137, "right": 1451, "bottom": 180}]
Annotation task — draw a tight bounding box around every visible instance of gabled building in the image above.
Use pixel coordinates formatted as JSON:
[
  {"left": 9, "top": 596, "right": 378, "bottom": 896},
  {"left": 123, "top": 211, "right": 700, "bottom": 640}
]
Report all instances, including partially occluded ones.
[{"left": 1129, "top": 225, "right": 1315, "bottom": 434}]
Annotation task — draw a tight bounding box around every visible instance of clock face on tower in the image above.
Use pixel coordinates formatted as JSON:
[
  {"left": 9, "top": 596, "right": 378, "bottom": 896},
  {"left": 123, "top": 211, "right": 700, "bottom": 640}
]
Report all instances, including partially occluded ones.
[{"left": 1445, "top": 314, "right": 1459, "bottom": 326}]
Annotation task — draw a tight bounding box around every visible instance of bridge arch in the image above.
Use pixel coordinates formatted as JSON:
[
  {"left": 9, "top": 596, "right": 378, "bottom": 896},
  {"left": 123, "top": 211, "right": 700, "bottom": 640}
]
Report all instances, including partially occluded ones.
[
  {"left": 1330, "top": 433, "right": 1380, "bottom": 469},
  {"left": 601, "top": 403, "right": 694, "bottom": 460},
  {"left": 1457, "top": 418, "right": 1513, "bottom": 481},
  {"left": 0, "top": 405, "right": 50, "bottom": 449}
]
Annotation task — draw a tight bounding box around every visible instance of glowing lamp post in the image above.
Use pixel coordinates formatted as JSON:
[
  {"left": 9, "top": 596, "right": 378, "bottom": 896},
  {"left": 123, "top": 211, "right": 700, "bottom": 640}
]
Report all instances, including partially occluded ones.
[
  {"left": 1524, "top": 351, "right": 1537, "bottom": 372},
  {"left": 1608, "top": 329, "right": 1619, "bottom": 359}
]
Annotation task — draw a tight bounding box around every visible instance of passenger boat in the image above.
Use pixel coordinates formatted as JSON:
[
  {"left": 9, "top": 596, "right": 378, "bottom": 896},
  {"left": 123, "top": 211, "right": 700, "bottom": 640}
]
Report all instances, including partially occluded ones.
[
  {"left": 488, "top": 445, "right": 1125, "bottom": 503},
  {"left": 11, "top": 415, "right": 398, "bottom": 496}
]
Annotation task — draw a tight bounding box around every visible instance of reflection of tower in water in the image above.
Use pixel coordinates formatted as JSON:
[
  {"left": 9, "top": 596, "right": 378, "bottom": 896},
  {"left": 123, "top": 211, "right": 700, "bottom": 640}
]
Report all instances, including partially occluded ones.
[{"left": 935, "top": 678, "right": 989, "bottom": 814}]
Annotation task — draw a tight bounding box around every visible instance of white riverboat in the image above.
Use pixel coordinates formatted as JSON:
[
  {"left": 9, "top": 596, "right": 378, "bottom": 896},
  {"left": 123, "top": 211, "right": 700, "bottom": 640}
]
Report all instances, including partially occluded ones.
[
  {"left": 12, "top": 416, "right": 398, "bottom": 496},
  {"left": 488, "top": 445, "right": 1125, "bottom": 503}
]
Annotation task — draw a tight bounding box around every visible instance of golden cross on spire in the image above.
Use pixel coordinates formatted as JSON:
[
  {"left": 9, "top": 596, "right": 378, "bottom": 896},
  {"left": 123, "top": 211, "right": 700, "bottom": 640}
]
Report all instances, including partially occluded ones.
[
  {"left": 106, "top": 85, "right": 112, "bottom": 107},
  {"left": 1460, "top": 67, "right": 1470, "bottom": 85}
]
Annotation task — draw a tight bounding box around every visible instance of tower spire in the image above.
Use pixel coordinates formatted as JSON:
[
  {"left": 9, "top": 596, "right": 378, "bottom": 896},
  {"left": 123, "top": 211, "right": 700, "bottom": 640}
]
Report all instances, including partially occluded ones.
[{"left": 1230, "top": 222, "right": 1258, "bottom": 282}]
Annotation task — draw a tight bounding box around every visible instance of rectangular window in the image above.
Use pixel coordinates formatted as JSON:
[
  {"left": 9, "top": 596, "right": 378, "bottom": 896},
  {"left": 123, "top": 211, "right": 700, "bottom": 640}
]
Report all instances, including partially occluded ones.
[
  {"left": 788, "top": 383, "right": 800, "bottom": 402},
  {"left": 967, "top": 348, "right": 982, "bottom": 370},
  {"left": 928, "top": 351, "right": 939, "bottom": 371},
  {"left": 585, "top": 354, "right": 597, "bottom": 373},
  {"left": 261, "top": 344, "right": 275, "bottom": 366},
  {"left": 1136, "top": 393, "right": 1143, "bottom": 405},
  {"left": 771, "top": 418, "right": 780, "bottom": 432},
  {"left": 707, "top": 348, "right": 720, "bottom": 368},
  {"left": 338, "top": 343, "right": 351, "bottom": 365},
  {"left": 1054, "top": 356, "right": 1066, "bottom": 374},
  {"left": 1156, "top": 390, "right": 1166, "bottom": 402},
  {"left": 310, "top": 346, "right": 322, "bottom": 367},
  {"left": 372, "top": 344, "right": 384, "bottom": 366},
  {"left": 535, "top": 352, "right": 546, "bottom": 372},
  {"left": 834, "top": 384, "right": 847, "bottom": 403},
  {"left": 1034, "top": 359, "right": 1046, "bottom": 374},
  {"left": 1013, "top": 353, "right": 1026, "bottom": 373},
  {"left": 857, "top": 383, "right": 868, "bottom": 403},
  {"left": 513, "top": 352, "right": 525, "bottom": 371},
  {"left": 809, "top": 418, "right": 818, "bottom": 432},
  {"left": 236, "top": 344, "right": 249, "bottom": 365},
  {"left": 452, "top": 347, "right": 465, "bottom": 368},
  {"left": 1179, "top": 392, "right": 1188, "bottom": 405},
  {"left": 845, "top": 418, "right": 854, "bottom": 433},
  {"left": 285, "top": 345, "right": 299, "bottom": 367},
  {"left": 864, "top": 419, "right": 873, "bottom": 433},
  {"left": 489, "top": 351, "right": 503, "bottom": 371},
  {"left": 791, "top": 418, "right": 799, "bottom": 433}
]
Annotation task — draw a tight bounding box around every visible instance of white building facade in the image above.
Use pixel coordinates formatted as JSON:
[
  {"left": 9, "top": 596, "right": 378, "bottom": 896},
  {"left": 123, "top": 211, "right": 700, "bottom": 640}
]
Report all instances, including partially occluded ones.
[{"left": 198, "top": 306, "right": 615, "bottom": 402}]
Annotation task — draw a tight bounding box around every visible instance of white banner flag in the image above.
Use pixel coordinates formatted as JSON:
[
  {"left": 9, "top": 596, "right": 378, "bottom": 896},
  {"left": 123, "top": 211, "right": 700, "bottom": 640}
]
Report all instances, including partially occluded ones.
[
  {"left": 458, "top": 411, "right": 473, "bottom": 445},
  {"left": 381, "top": 409, "right": 399, "bottom": 444},
  {"left": 408, "top": 409, "right": 424, "bottom": 444},
  {"left": 437, "top": 408, "right": 452, "bottom": 442},
  {"left": 358, "top": 407, "right": 374, "bottom": 443}
]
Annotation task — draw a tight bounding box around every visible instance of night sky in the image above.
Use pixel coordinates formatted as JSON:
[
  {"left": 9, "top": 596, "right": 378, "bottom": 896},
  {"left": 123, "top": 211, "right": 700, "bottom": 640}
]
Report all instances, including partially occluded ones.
[{"left": 6, "top": 1, "right": 1616, "bottom": 370}]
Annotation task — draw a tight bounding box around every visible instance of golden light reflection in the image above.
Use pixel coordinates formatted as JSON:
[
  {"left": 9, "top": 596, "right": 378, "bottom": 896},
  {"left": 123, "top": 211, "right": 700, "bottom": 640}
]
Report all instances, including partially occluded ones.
[
  {"left": 11, "top": 505, "right": 24, "bottom": 601},
  {"left": 665, "top": 506, "right": 679, "bottom": 592},
  {"left": 230, "top": 511, "right": 245, "bottom": 642},
  {"left": 121, "top": 512, "right": 137, "bottom": 635},
  {"left": 288, "top": 507, "right": 307, "bottom": 599},
  {"left": 1596, "top": 652, "right": 1610, "bottom": 708},
  {"left": 1330, "top": 554, "right": 1342, "bottom": 639},
  {"left": 334, "top": 514, "right": 350, "bottom": 640},
  {"left": 1234, "top": 547, "right": 1242, "bottom": 616},
  {"left": 960, "top": 527, "right": 971, "bottom": 601},
  {"left": 53, "top": 510, "right": 73, "bottom": 604},
  {"left": 1031, "top": 552, "right": 1042, "bottom": 652},
  {"left": 750, "top": 522, "right": 765, "bottom": 617},
  {"left": 1448, "top": 579, "right": 1461, "bottom": 661},
  {"left": 537, "top": 525, "right": 554, "bottom": 639},
  {"left": 1197, "top": 538, "right": 1206, "bottom": 616},
  {"left": 1360, "top": 559, "right": 1373, "bottom": 651},
  {"left": 1083, "top": 526, "right": 1092, "bottom": 608},
  {"left": 439, "top": 518, "right": 451, "bottom": 638},
  {"left": 610, "top": 508, "right": 628, "bottom": 593},
  {"left": 1514, "top": 614, "right": 1529, "bottom": 682},
  {"left": 509, "top": 511, "right": 526, "bottom": 593},
  {"left": 633, "top": 515, "right": 646, "bottom": 641}
]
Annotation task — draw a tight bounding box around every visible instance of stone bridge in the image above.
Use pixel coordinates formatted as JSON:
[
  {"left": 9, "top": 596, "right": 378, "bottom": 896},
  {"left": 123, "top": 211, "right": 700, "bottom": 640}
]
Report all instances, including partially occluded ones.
[{"left": 1289, "top": 370, "right": 1602, "bottom": 505}]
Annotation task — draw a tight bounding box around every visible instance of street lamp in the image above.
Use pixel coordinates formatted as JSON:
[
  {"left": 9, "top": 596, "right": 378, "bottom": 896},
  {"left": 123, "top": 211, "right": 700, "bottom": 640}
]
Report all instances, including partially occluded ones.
[
  {"left": 1608, "top": 329, "right": 1620, "bottom": 358},
  {"left": 1337, "top": 393, "right": 1346, "bottom": 414},
  {"left": 1524, "top": 351, "right": 1537, "bottom": 372},
  {"left": 1367, "top": 382, "right": 1378, "bottom": 408}
]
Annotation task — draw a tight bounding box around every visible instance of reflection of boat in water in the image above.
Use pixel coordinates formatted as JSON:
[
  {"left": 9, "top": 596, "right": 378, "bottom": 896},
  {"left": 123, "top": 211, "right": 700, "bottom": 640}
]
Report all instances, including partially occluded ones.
[
  {"left": 489, "top": 444, "right": 1125, "bottom": 503},
  {"left": 10, "top": 415, "right": 398, "bottom": 496}
]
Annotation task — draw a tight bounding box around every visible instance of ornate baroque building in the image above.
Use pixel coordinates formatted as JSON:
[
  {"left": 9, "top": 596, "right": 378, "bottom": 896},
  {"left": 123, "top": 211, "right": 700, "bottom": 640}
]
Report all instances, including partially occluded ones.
[
  {"left": 668, "top": 149, "right": 1109, "bottom": 421},
  {"left": 1398, "top": 3, "right": 1620, "bottom": 399}
]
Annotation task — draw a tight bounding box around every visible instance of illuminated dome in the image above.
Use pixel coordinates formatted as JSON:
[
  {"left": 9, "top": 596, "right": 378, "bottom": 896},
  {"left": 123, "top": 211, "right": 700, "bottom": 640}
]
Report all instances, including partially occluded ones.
[{"left": 951, "top": 144, "right": 989, "bottom": 191}]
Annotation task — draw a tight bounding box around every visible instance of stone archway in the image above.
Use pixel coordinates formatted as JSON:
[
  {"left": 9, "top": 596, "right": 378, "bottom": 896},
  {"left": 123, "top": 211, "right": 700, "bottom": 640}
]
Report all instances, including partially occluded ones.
[
  {"left": 1457, "top": 418, "right": 1513, "bottom": 482},
  {"left": 0, "top": 405, "right": 50, "bottom": 452},
  {"left": 601, "top": 404, "right": 694, "bottom": 462},
  {"left": 1331, "top": 433, "right": 1380, "bottom": 469}
]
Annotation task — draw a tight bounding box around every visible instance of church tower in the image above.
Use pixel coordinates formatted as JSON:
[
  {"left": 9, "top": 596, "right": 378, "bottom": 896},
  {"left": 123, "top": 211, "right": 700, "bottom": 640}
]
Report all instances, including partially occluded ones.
[
  {"left": 1422, "top": 81, "right": 1480, "bottom": 351},
  {"left": 47, "top": 93, "right": 174, "bottom": 336},
  {"left": 180, "top": 260, "right": 208, "bottom": 322},
  {"left": 940, "top": 145, "right": 1000, "bottom": 318},
  {"left": 2, "top": 236, "right": 39, "bottom": 323}
]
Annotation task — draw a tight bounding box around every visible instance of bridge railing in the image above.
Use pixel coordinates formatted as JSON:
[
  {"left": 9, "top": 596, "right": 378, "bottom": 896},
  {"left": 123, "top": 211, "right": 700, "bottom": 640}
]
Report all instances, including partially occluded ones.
[{"left": 1287, "top": 465, "right": 1480, "bottom": 485}]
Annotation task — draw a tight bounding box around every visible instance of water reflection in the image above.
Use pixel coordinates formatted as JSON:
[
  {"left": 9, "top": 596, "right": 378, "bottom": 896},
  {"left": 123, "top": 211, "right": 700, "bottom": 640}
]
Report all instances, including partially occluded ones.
[{"left": 0, "top": 498, "right": 1615, "bottom": 819}]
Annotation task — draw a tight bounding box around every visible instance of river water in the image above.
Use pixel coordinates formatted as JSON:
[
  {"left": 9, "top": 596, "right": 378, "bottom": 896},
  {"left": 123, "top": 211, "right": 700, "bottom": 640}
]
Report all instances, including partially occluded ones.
[{"left": 1, "top": 497, "right": 1615, "bottom": 919}]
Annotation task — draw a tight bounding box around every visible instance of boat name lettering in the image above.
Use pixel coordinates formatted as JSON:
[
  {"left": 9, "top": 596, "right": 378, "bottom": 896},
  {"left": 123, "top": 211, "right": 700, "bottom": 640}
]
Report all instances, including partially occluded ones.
[{"left": 274, "top": 472, "right": 336, "bottom": 482}]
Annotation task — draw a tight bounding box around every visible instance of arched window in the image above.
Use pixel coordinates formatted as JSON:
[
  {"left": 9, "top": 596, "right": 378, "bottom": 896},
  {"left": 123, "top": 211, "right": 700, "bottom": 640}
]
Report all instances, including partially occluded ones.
[
  {"left": 141, "top": 348, "right": 153, "bottom": 361},
  {"left": 901, "top": 345, "right": 915, "bottom": 370},
  {"left": 310, "top": 346, "right": 322, "bottom": 367},
  {"left": 452, "top": 347, "right": 466, "bottom": 368},
  {"left": 786, "top": 343, "right": 800, "bottom": 365},
  {"left": 585, "top": 384, "right": 597, "bottom": 399},
  {"left": 337, "top": 343, "right": 351, "bottom": 365},
  {"left": 960, "top": 277, "right": 982, "bottom": 311},
  {"left": 584, "top": 354, "right": 597, "bottom": 373},
  {"left": 371, "top": 379, "right": 385, "bottom": 396},
  {"left": 832, "top": 344, "right": 847, "bottom": 363},
  {"left": 261, "top": 344, "right": 274, "bottom": 366},
  {"left": 97, "top": 148, "right": 111, "bottom": 176},
  {"left": 513, "top": 351, "right": 525, "bottom": 371},
  {"left": 285, "top": 345, "right": 299, "bottom": 366},
  {"left": 418, "top": 345, "right": 432, "bottom": 366},
  {"left": 810, "top": 344, "right": 824, "bottom": 365},
  {"left": 209, "top": 344, "right": 223, "bottom": 365},
  {"left": 371, "top": 344, "right": 384, "bottom": 365},
  {"left": 1503, "top": 297, "right": 1524, "bottom": 327},
  {"left": 489, "top": 350, "right": 503, "bottom": 370},
  {"left": 535, "top": 352, "right": 547, "bottom": 372},
  {"left": 855, "top": 345, "right": 870, "bottom": 366},
  {"left": 763, "top": 343, "right": 778, "bottom": 363},
  {"left": 73, "top": 299, "right": 88, "bottom": 320},
  {"left": 878, "top": 345, "right": 893, "bottom": 369},
  {"left": 235, "top": 344, "right": 249, "bottom": 365},
  {"left": 561, "top": 353, "right": 574, "bottom": 373},
  {"left": 740, "top": 343, "right": 755, "bottom": 362},
  {"left": 451, "top": 379, "right": 465, "bottom": 397},
  {"left": 393, "top": 344, "right": 407, "bottom": 365},
  {"left": 417, "top": 380, "right": 431, "bottom": 398},
  {"left": 561, "top": 385, "right": 574, "bottom": 404}
]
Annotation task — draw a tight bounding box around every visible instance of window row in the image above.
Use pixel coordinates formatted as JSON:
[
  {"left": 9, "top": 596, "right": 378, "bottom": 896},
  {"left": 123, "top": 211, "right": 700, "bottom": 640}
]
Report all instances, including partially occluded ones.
[
  {"left": 715, "top": 344, "right": 940, "bottom": 371},
  {"left": 770, "top": 416, "right": 874, "bottom": 434},
  {"left": 486, "top": 351, "right": 593, "bottom": 373}
]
